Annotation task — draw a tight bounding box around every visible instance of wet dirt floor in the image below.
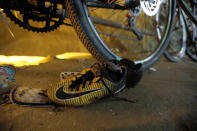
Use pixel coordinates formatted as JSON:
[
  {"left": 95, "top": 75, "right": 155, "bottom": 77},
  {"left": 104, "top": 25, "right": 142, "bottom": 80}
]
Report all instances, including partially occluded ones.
[{"left": 0, "top": 18, "right": 197, "bottom": 131}]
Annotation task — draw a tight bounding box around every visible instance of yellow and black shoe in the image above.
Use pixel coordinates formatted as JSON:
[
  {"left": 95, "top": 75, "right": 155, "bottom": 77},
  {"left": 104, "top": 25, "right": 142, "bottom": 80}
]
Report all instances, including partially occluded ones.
[
  {"left": 47, "top": 62, "right": 127, "bottom": 106},
  {"left": 59, "top": 59, "right": 143, "bottom": 88}
]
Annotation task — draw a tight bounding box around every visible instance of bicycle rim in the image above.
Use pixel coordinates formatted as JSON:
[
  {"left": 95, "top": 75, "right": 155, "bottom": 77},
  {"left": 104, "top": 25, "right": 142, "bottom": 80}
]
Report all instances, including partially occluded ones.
[{"left": 164, "top": 9, "right": 187, "bottom": 62}]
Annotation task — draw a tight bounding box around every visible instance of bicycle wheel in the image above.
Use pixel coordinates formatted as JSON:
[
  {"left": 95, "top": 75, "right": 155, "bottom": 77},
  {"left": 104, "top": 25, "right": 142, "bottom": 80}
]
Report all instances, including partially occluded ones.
[
  {"left": 163, "top": 9, "right": 187, "bottom": 62},
  {"left": 66, "top": 0, "right": 176, "bottom": 70},
  {"left": 177, "top": 0, "right": 197, "bottom": 25},
  {"left": 186, "top": 16, "right": 197, "bottom": 61}
]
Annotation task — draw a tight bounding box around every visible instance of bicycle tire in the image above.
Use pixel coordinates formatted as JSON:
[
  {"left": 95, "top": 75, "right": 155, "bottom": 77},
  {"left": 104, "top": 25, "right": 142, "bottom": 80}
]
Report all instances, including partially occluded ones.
[
  {"left": 164, "top": 9, "right": 187, "bottom": 62},
  {"left": 187, "top": 45, "right": 197, "bottom": 61},
  {"left": 65, "top": 0, "right": 176, "bottom": 70}
]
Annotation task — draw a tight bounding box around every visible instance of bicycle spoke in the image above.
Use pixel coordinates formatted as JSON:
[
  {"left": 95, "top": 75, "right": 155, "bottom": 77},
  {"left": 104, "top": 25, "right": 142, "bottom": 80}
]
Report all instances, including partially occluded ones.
[{"left": 97, "top": 31, "right": 140, "bottom": 41}]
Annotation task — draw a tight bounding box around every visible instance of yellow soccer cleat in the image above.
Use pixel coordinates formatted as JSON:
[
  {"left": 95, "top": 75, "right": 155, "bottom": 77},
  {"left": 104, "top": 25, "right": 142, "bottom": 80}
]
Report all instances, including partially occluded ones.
[{"left": 47, "top": 63, "right": 127, "bottom": 106}]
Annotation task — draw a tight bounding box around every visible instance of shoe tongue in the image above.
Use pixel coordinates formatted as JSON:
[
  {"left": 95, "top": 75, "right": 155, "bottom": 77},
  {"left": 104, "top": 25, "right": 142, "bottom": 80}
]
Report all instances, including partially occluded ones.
[
  {"left": 90, "top": 63, "right": 102, "bottom": 77},
  {"left": 90, "top": 62, "right": 124, "bottom": 82},
  {"left": 80, "top": 63, "right": 102, "bottom": 83},
  {"left": 101, "top": 65, "right": 123, "bottom": 82}
]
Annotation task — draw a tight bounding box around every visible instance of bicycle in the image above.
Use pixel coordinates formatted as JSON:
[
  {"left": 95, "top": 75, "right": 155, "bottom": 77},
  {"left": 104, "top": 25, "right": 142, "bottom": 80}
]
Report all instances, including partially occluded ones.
[
  {"left": 0, "top": 0, "right": 176, "bottom": 70},
  {"left": 161, "top": 0, "right": 197, "bottom": 62},
  {"left": 157, "top": 5, "right": 187, "bottom": 62},
  {"left": 181, "top": 0, "right": 197, "bottom": 61}
]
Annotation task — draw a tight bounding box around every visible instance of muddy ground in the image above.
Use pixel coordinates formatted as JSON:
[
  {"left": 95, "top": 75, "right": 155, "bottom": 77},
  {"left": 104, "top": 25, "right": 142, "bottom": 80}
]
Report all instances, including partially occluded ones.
[{"left": 0, "top": 17, "right": 197, "bottom": 131}]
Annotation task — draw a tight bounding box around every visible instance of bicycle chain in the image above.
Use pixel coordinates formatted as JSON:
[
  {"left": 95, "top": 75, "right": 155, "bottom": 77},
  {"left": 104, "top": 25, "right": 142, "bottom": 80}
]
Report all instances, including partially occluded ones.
[{"left": 3, "top": 0, "right": 66, "bottom": 32}]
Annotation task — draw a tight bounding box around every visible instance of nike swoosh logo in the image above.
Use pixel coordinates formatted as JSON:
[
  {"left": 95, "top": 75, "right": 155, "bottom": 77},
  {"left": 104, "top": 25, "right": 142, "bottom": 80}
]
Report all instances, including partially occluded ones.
[{"left": 56, "top": 86, "right": 102, "bottom": 100}]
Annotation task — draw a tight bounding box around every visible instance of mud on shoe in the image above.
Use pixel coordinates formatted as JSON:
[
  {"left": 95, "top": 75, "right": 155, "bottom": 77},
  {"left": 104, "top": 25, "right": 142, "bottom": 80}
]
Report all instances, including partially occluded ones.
[{"left": 47, "top": 62, "right": 127, "bottom": 106}]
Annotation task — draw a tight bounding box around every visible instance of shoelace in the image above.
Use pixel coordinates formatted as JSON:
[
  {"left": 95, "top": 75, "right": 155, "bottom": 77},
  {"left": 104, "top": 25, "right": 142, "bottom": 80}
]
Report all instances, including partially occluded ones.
[
  {"left": 69, "top": 63, "right": 102, "bottom": 91},
  {"left": 69, "top": 71, "right": 95, "bottom": 91},
  {"left": 66, "top": 62, "right": 124, "bottom": 94}
]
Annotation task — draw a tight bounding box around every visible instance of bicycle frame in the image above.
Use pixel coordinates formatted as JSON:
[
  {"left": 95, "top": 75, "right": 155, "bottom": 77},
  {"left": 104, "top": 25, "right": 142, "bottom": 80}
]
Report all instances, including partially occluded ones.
[
  {"left": 177, "top": 0, "right": 197, "bottom": 25},
  {"left": 86, "top": 1, "right": 128, "bottom": 9},
  {"left": 181, "top": 10, "right": 197, "bottom": 44}
]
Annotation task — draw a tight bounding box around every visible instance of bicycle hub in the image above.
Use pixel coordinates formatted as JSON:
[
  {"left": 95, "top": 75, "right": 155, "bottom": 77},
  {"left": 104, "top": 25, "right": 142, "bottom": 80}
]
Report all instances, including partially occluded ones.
[{"left": 140, "top": 0, "right": 162, "bottom": 16}]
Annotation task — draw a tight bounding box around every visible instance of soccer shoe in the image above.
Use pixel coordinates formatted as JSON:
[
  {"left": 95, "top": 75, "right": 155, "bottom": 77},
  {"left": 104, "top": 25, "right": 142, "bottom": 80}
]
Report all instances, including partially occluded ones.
[
  {"left": 60, "top": 59, "right": 143, "bottom": 88},
  {"left": 47, "top": 62, "right": 127, "bottom": 106}
]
